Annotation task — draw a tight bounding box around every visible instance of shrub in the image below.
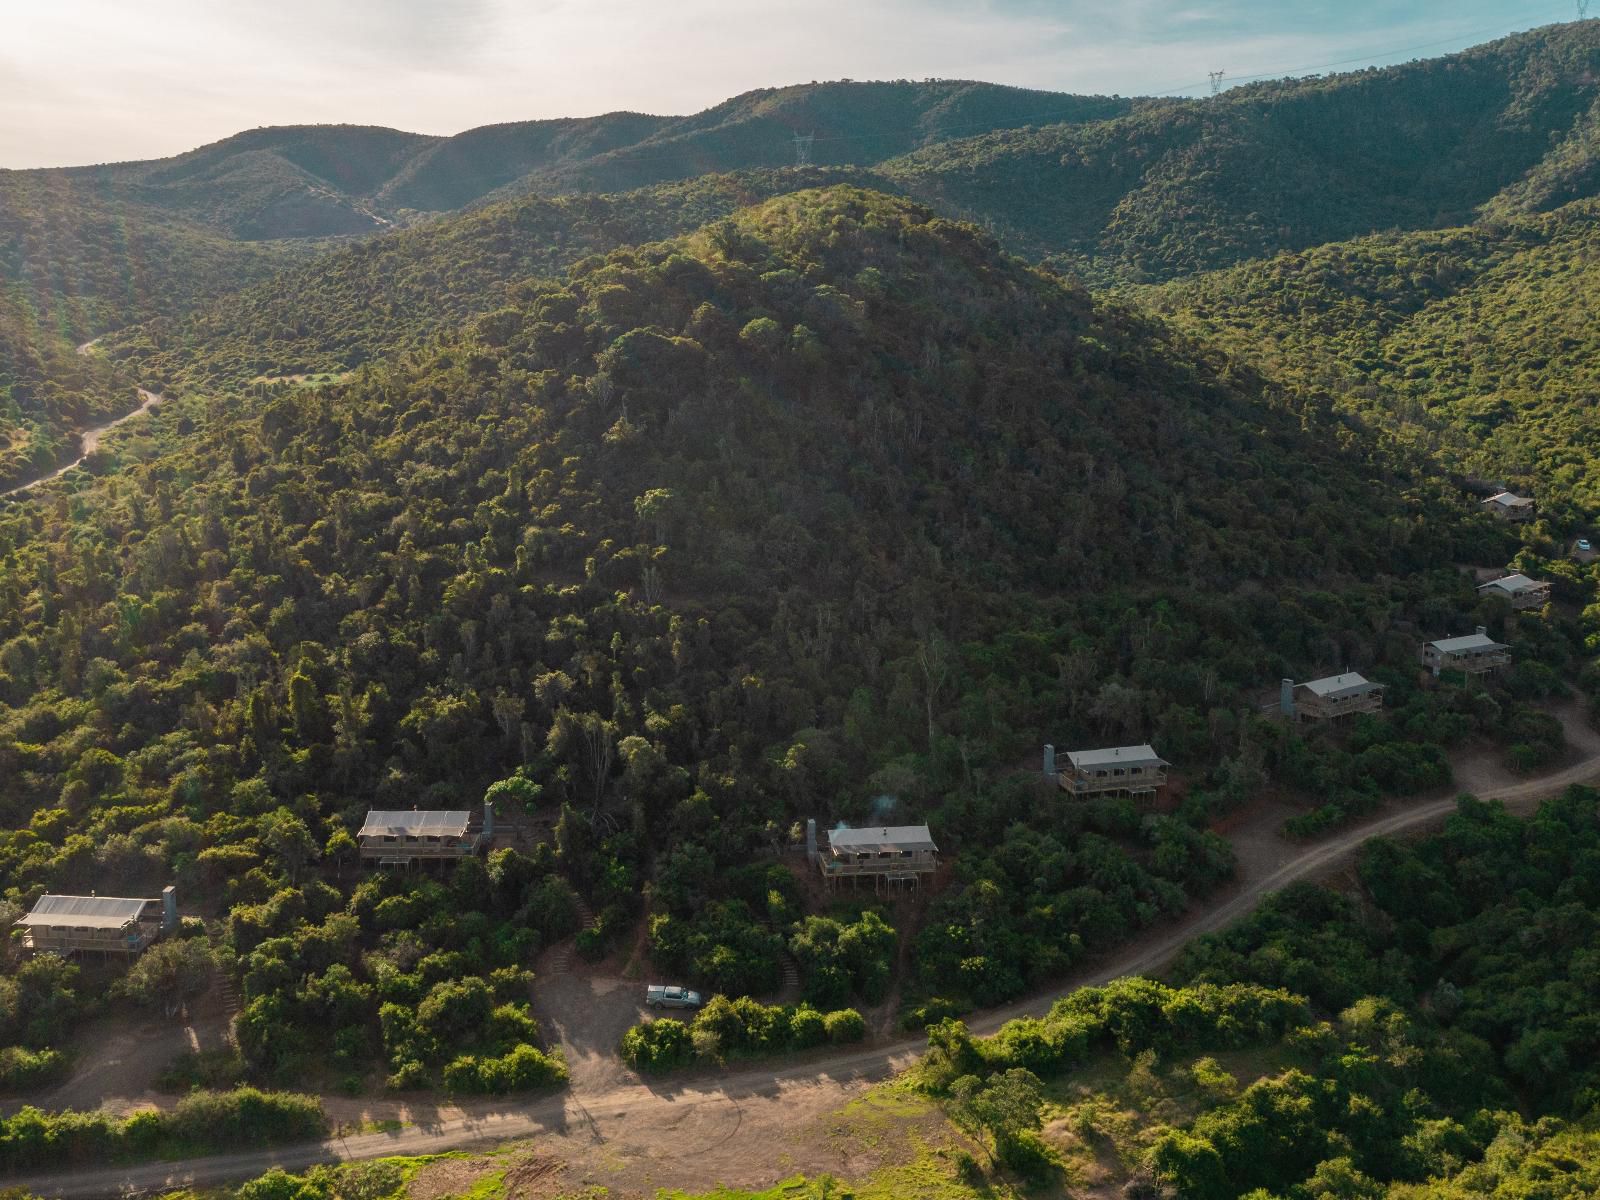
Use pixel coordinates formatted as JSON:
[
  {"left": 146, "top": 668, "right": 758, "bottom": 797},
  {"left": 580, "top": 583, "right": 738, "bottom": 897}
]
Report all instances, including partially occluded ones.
[
  {"left": 621, "top": 1019, "right": 695, "bottom": 1072},
  {"left": 823, "top": 1008, "right": 866, "bottom": 1044},
  {"left": 0, "top": 1045, "right": 66, "bottom": 1091}
]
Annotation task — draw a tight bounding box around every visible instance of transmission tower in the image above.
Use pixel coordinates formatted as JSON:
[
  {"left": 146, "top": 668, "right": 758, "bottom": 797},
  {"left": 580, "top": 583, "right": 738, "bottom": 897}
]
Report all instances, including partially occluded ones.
[
  {"left": 1581, "top": 0, "right": 1592, "bottom": 19},
  {"left": 792, "top": 131, "right": 815, "bottom": 167},
  {"left": 1208, "top": 70, "right": 1227, "bottom": 97}
]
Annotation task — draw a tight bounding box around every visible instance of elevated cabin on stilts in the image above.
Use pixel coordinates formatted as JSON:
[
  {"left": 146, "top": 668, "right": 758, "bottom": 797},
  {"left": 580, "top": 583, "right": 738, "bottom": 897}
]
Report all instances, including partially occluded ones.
[
  {"left": 818, "top": 825, "right": 938, "bottom": 896},
  {"left": 1058, "top": 744, "right": 1169, "bottom": 800},
  {"left": 1282, "top": 673, "right": 1384, "bottom": 723},
  {"left": 1477, "top": 573, "right": 1552, "bottom": 612},
  {"left": 14, "top": 887, "right": 177, "bottom": 958},
  {"left": 358, "top": 806, "right": 494, "bottom": 869},
  {"left": 1422, "top": 627, "right": 1510, "bottom": 678}
]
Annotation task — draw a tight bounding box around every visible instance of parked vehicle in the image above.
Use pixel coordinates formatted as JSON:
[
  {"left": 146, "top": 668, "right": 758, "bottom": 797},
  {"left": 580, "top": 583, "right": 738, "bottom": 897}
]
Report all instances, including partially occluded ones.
[
  {"left": 646, "top": 984, "right": 703, "bottom": 1009},
  {"left": 1579, "top": 538, "right": 1592, "bottom": 553}
]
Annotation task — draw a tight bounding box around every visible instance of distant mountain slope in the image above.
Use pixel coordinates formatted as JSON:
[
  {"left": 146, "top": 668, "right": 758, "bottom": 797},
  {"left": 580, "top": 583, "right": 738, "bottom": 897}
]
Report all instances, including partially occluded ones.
[
  {"left": 1148, "top": 196, "right": 1600, "bottom": 513},
  {"left": 104, "top": 168, "right": 885, "bottom": 389},
  {"left": 882, "top": 20, "right": 1600, "bottom": 282},
  {"left": 509, "top": 81, "right": 1133, "bottom": 196},
  {"left": 375, "top": 114, "right": 674, "bottom": 212},
  {"left": 5, "top": 82, "right": 1114, "bottom": 244}
]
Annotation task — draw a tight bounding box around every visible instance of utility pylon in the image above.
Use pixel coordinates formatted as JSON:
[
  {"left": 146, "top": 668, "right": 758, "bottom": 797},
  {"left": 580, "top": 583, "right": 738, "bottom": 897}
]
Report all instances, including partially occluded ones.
[
  {"left": 792, "top": 131, "right": 815, "bottom": 167},
  {"left": 1208, "top": 70, "right": 1226, "bottom": 97},
  {"left": 1581, "top": 0, "right": 1592, "bottom": 19}
]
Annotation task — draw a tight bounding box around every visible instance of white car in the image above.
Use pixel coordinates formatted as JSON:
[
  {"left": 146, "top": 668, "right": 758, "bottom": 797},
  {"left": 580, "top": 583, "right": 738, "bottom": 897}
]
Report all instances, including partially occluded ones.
[{"left": 1579, "top": 538, "right": 1593, "bottom": 553}]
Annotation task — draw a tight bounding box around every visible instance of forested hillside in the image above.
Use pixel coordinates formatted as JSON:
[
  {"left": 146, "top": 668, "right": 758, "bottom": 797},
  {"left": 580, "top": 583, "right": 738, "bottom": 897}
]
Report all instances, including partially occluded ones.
[
  {"left": 1149, "top": 196, "right": 1600, "bottom": 514},
  {"left": 883, "top": 20, "right": 1600, "bottom": 282},
  {"left": 0, "top": 189, "right": 1521, "bottom": 1088}
]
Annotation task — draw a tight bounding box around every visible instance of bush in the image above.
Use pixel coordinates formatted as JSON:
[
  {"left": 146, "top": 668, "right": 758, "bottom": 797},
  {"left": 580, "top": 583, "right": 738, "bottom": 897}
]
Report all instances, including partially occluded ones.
[
  {"left": 442, "top": 1043, "right": 567, "bottom": 1093},
  {"left": 621, "top": 1019, "right": 695, "bottom": 1072},
  {"left": 0, "top": 1088, "right": 326, "bottom": 1171},
  {"left": 619, "top": 998, "right": 866, "bottom": 1072},
  {"left": 823, "top": 1008, "right": 866, "bottom": 1044},
  {"left": 0, "top": 1045, "right": 66, "bottom": 1091}
]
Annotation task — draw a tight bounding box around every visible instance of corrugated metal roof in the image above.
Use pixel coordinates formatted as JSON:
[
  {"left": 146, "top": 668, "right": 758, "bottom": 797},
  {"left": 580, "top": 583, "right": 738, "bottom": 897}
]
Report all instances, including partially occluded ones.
[
  {"left": 828, "top": 825, "right": 937, "bottom": 854},
  {"left": 1429, "top": 633, "right": 1507, "bottom": 654},
  {"left": 1484, "top": 492, "right": 1532, "bottom": 506},
  {"left": 16, "top": 894, "right": 154, "bottom": 929},
  {"left": 1478, "top": 573, "right": 1548, "bottom": 595},
  {"left": 358, "top": 810, "right": 471, "bottom": 838},
  {"left": 1301, "top": 672, "right": 1381, "bottom": 700},
  {"left": 1066, "top": 745, "right": 1167, "bottom": 770}
]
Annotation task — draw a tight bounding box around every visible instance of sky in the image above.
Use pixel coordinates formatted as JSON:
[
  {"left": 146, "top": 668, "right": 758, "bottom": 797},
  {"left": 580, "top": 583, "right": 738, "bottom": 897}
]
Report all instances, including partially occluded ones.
[{"left": 0, "top": 0, "right": 1583, "bottom": 169}]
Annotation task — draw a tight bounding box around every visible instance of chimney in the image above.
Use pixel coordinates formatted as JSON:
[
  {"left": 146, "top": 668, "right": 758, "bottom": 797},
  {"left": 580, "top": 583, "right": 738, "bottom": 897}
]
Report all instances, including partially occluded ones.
[
  {"left": 1043, "top": 744, "right": 1056, "bottom": 779},
  {"left": 1280, "top": 679, "right": 1296, "bottom": 719},
  {"left": 1477, "top": 625, "right": 1488, "bottom": 637},
  {"left": 161, "top": 886, "right": 178, "bottom": 934},
  {"left": 482, "top": 800, "right": 495, "bottom": 844},
  {"left": 805, "top": 818, "right": 817, "bottom": 864}
]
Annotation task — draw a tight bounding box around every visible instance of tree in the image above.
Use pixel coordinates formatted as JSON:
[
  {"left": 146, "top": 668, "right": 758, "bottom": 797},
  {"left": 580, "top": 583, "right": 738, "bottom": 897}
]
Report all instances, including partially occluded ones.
[
  {"left": 124, "top": 938, "right": 215, "bottom": 1013},
  {"left": 259, "top": 809, "right": 319, "bottom": 883},
  {"left": 946, "top": 1068, "right": 1048, "bottom": 1169}
]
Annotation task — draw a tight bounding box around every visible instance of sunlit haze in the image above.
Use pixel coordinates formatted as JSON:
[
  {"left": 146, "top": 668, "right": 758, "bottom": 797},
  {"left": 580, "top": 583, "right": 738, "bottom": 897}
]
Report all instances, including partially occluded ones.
[{"left": 0, "top": 0, "right": 1575, "bottom": 168}]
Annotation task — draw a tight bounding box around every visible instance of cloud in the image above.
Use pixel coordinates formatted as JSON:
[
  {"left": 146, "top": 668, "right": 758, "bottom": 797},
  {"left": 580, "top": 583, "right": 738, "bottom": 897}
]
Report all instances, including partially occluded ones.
[{"left": 0, "top": 0, "right": 1569, "bottom": 167}]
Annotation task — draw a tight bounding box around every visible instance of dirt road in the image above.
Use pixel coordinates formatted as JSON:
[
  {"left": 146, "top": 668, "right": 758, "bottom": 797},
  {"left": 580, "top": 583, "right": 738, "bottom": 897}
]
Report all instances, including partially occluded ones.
[
  {"left": 0, "top": 389, "right": 163, "bottom": 500},
  {"left": 13, "top": 727, "right": 1600, "bottom": 1199}
]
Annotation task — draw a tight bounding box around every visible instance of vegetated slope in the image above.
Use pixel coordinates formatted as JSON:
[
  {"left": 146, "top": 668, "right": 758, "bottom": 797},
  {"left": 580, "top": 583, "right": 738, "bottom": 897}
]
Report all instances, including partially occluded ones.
[
  {"left": 0, "top": 173, "right": 316, "bottom": 338},
  {"left": 1147, "top": 196, "right": 1600, "bottom": 514},
  {"left": 104, "top": 167, "right": 886, "bottom": 389},
  {"left": 881, "top": 19, "right": 1600, "bottom": 283},
  {"left": 0, "top": 295, "right": 138, "bottom": 491},
  {"left": 0, "top": 190, "right": 1513, "bottom": 1076},
  {"left": 0, "top": 174, "right": 306, "bottom": 491},
  {"left": 35, "top": 125, "right": 431, "bottom": 241}
]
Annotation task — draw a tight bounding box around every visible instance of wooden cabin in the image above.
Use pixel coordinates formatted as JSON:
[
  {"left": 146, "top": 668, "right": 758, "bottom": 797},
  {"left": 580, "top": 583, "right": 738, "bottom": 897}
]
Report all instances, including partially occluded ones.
[
  {"left": 1059, "top": 745, "right": 1169, "bottom": 799},
  {"left": 1477, "top": 573, "right": 1552, "bottom": 611},
  {"left": 358, "top": 809, "right": 485, "bottom": 866},
  {"left": 1482, "top": 492, "right": 1535, "bottom": 523},
  {"left": 1422, "top": 627, "right": 1510, "bottom": 677},
  {"left": 15, "top": 888, "right": 174, "bottom": 957},
  {"left": 1287, "top": 673, "right": 1384, "bottom": 722},
  {"left": 818, "top": 825, "right": 938, "bottom": 893}
]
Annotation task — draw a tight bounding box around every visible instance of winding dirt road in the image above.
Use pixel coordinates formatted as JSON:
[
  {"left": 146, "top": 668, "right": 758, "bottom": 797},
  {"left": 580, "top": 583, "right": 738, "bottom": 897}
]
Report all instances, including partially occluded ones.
[
  {"left": 12, "top": 726, "right": 1600, "bottom": 1199},
  {"left": 0, "top": 389, "right": 163, "bottom": 500}
]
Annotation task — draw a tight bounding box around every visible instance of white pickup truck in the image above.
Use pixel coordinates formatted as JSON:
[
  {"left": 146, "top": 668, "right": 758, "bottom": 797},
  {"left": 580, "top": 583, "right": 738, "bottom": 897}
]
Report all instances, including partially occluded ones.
[{"left": 645, "top": 984, "right": 703, "bottom": 1010}]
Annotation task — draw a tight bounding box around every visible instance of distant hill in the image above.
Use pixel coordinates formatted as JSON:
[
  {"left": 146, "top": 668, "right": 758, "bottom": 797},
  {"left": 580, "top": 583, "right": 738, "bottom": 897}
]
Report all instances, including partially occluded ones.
[
  {"left": 4, "top": 81, "right": 1119, "bottom": 244},
  {"left": 11, "top": 23, "right": 1600, "bottom": 314},
  {"left": 1148, "top": 195, "right": 1600, "bottom": 513},
  {"left": 882, "top": 20, "right": 1600, "bottom": 282}
]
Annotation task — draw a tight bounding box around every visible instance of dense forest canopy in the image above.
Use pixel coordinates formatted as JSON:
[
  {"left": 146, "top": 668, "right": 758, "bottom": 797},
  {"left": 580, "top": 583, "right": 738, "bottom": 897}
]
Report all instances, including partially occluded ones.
[{"left": 0, "top": 187, "right": 1545, "bottom": 1092}]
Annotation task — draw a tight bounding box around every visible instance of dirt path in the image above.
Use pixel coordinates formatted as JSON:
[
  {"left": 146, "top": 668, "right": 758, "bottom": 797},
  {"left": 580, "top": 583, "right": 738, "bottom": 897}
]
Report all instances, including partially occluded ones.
[
  {"left": 0, "top": 388, "right": 163, "bottom": 499},
  {"left": 14, "top": 721, "right": 1600, "bottom": 1199}
]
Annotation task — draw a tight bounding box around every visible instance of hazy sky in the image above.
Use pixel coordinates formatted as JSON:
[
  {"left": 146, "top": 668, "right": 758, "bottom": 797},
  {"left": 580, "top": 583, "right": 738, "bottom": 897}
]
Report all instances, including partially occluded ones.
[{"left": 0, "top": 0, "right": 1580, "bottom": 168}]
